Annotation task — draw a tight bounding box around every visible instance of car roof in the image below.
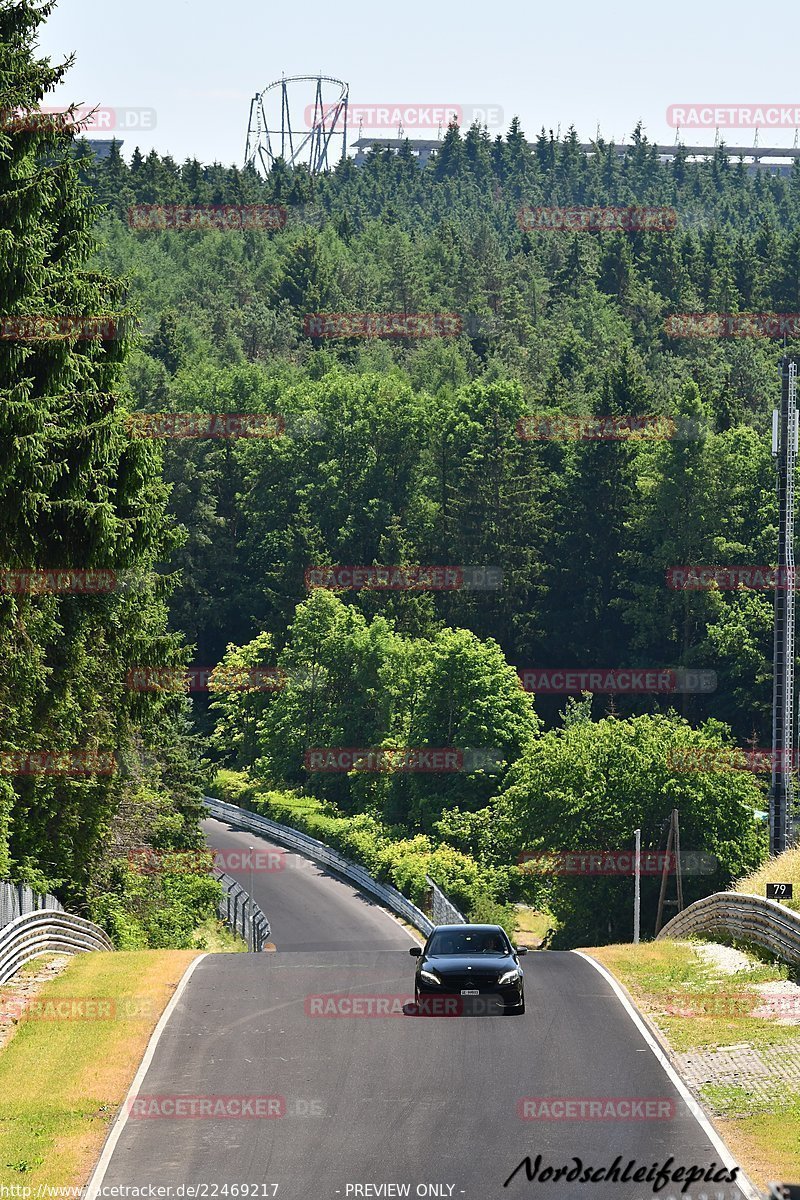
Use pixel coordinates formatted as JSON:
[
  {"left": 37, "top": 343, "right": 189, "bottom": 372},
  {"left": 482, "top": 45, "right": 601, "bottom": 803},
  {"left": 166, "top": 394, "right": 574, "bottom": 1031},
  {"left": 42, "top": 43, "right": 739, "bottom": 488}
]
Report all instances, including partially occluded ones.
[{"left": 429, "top": 924, "right": 505, "bottom": 933}]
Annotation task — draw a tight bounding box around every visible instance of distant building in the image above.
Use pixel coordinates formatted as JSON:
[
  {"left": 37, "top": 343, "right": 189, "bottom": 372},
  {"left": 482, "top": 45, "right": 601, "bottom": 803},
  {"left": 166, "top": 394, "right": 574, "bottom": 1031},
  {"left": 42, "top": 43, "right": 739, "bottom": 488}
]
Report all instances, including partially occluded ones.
[
  {"left": 353, "top": 138, "right": 439, "bottom": 168},
  {"left": 352, "top": 136, "right": 800, "bottom": 174},
  {"left": 82, "top": 138, "right": 124, "bottom": 161}
]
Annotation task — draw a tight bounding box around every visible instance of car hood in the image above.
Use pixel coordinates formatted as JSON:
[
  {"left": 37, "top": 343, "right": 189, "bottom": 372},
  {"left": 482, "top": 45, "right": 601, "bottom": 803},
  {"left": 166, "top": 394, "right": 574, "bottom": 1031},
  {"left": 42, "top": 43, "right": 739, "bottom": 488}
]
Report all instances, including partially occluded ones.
[{"left": 422, "top": 954, "right": 517, "bottom": 974}]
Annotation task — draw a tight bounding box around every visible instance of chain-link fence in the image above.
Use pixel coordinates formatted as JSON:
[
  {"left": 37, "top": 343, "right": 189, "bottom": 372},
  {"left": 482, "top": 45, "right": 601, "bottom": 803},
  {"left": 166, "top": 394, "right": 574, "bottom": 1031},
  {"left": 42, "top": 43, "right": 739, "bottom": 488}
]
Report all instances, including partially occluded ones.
[
  {"left": 0, "top": 880, "right": 64, "bottom": 929},
  {"left": 215, "top": 869, "right": 271, "bottom": 951},
  {"left": 424, "top": 875, "right": 467, "bottom": 926}
]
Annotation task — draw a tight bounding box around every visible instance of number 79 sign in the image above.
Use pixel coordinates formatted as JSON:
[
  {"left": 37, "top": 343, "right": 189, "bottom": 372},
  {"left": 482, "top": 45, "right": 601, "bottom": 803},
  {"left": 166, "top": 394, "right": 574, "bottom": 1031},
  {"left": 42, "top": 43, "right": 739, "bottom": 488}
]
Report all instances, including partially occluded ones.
[{"left": 766, "top": 883, "right": 794, "bottom": 900}]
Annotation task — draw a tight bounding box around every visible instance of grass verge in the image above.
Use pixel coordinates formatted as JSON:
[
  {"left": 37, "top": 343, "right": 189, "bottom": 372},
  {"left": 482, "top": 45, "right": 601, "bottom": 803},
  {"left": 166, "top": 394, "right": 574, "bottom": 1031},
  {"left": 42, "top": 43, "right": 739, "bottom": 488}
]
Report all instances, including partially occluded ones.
[
  {"left": 0, "top": 949, "right": 200, "bottom": 1190},
  {"left": 584, "top": 939, "right": 799, "bottom": 1192},
  {"left": 735, "top": 845, "right": 800, "bottom": 913},
  {"left": 190, "top": 917, "right": 246, "bottom": 952},
  {"left": 513, "top": 906, "right": 553, "bottom": 947}
]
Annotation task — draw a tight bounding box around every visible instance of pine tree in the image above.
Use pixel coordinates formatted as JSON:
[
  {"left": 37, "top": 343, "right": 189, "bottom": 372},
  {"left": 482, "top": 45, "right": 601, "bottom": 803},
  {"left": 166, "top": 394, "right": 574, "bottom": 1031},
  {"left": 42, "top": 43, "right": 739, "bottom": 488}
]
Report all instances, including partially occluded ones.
[{"left": 0, "top": 0, "right": 197, "bottom": 896}]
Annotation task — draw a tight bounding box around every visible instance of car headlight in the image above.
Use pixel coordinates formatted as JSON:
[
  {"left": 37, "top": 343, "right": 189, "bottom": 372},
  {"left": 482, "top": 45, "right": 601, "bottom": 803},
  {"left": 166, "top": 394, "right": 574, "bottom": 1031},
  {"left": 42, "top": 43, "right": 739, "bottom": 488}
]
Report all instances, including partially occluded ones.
[
  {"left": 498, "top": 968, "right": 521, "bottom": 986},
  {"left": 419, "top": 968, "right": 442, "bottom": 985}
]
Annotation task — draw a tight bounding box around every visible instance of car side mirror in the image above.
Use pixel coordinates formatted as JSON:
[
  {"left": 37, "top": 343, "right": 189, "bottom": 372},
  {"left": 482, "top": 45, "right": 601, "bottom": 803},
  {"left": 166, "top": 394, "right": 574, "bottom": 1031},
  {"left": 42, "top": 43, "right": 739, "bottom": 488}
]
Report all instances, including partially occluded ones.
[
  {"left": 515, "top": 946, "right": 529, "bottom": 955},
  {"left": 409, "top": 946, "right": 422, "bottom": 957}
]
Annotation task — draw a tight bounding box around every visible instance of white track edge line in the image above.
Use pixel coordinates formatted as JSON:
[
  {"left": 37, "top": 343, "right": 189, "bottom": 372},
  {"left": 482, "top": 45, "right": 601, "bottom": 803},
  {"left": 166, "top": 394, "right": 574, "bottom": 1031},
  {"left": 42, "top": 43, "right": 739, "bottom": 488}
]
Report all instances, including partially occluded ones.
[
  {"left": 573, "top": 951, "right": 760, "bottom": 1200},
  {"left": 374, "top": 904, "right": 424, "bottom": 943},
  {"left": 83, "top": 952, "right": 208, "bottom": 1199}
]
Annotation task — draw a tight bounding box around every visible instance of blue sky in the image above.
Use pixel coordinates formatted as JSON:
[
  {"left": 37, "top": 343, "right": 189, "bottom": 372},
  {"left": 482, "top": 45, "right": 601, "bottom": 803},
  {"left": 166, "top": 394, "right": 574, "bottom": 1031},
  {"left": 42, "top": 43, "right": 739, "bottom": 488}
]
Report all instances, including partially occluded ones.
[{"left": 37, "top": 0, "right": 800, "bottom": 167}]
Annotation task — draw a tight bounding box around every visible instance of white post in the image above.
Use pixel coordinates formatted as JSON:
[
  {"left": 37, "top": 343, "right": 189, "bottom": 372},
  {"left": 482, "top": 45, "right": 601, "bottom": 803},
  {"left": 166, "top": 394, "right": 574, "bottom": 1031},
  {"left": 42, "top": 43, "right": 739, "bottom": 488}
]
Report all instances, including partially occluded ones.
[{"left": 633, "top": 828, "right": 641, "bottom": 945}]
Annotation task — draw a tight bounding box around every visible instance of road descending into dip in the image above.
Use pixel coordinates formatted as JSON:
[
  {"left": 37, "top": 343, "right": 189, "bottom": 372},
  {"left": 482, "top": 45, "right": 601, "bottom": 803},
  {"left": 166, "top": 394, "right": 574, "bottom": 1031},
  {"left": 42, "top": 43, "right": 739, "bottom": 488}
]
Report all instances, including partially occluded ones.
[{"left": 86, "top": 813, "right": 751, "bottom": 1200}]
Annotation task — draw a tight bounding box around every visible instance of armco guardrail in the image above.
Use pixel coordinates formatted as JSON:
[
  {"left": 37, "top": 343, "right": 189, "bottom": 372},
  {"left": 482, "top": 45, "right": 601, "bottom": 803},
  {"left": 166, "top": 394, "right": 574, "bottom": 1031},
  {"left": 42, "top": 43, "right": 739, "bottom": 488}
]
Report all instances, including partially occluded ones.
[
  {"left": 215, "top": 868, "right": 271, "bottom": 950},
  {"left": 0, "top": 910, "right": 113, "bottom": 984},
  {"left": 0, "top": 879, "right": 64, "bottom": 928},
  {"left": 204, "top": 795, "right": 458, "bottom": 937},
  {"left": 656, "top": 891, "right": 800, "bottom": 965}
]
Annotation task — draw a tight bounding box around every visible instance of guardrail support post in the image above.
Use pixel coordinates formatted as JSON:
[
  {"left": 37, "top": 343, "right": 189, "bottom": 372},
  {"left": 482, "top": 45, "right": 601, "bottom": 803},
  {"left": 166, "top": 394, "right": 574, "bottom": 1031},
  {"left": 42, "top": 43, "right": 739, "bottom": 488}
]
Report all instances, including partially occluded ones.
[
  {"left": 633, "top": 828, "right": 641, "bottom": 945},
  {"left": 248, "top": 845, "right": 255, "bottom": 952}
]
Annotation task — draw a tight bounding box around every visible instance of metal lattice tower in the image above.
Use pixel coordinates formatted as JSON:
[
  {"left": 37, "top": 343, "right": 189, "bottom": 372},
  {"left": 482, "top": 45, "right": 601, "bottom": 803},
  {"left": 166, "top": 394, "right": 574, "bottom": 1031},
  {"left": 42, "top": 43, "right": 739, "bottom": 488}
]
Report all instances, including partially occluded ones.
[
  {"left": 244, "top": 75, "right": 349, "bottom": 176},
  {"left": 770, "top": 355, "right": 799, "bottom": 854}
]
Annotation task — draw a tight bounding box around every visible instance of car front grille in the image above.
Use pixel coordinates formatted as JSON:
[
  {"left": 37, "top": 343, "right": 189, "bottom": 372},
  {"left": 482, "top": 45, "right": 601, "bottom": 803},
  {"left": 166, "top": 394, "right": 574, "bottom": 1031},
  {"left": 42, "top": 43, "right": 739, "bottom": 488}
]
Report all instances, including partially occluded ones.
[{"left": 439, "top": 973, "right": 509, "bottom": 990}]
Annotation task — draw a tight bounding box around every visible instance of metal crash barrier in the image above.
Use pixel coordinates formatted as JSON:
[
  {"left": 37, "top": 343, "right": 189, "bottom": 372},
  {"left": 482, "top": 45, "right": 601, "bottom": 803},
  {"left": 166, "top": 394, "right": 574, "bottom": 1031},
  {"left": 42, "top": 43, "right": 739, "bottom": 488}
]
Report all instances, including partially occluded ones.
[
  {"left": 0, "top": 910, "right": 113, "bottom": 984},
  {"left": 657, "top": 891, "right": 800, "bottom": 966},
  {"left": 204, "top": 795, "right": 468, "bottom": 937}
]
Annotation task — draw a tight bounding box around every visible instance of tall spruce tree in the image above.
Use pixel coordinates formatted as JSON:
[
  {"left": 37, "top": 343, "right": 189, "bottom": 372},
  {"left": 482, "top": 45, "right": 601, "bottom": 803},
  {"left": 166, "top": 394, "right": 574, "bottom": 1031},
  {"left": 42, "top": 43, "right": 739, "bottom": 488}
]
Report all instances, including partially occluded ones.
[{"left": 0, "top": 0, "right": 198, "bottom": 899}]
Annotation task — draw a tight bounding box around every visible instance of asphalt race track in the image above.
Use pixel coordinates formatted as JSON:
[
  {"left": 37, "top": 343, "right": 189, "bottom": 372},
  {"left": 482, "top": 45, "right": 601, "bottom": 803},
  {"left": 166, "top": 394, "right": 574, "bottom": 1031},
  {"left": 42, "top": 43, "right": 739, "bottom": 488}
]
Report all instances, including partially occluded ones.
[
  {"left": 205, "top": 816, "right": 415, "bottom": 952},
  {"left": 89, "top": 813, "right": 750, "bottom": 1200}
]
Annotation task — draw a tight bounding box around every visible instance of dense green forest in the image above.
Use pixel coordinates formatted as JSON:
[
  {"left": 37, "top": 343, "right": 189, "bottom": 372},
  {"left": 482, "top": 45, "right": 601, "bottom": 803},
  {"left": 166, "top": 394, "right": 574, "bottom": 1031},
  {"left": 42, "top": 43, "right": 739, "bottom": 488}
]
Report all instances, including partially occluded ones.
[
  {"left": 3, "top": 0, "right": 792, "bottom": 945},
  {"left": 81, "top": 126, "right": 795, "bottom": 746}
]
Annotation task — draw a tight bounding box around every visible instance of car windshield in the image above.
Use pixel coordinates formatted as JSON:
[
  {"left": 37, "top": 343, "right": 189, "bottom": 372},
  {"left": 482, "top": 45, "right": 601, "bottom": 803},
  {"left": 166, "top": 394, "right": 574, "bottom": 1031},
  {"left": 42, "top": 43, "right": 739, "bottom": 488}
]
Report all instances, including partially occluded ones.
[{"left": 427, "top": 930, "right": 510, "bottom": 956}]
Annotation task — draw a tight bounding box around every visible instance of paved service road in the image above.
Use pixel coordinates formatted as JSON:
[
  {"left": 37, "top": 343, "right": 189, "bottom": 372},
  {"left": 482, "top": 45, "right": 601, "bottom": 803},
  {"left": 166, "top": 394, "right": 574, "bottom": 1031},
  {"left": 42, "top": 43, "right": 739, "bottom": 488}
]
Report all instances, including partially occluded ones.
[{"left": 92, "top": 812, "right": 748, "bottom": 1200}]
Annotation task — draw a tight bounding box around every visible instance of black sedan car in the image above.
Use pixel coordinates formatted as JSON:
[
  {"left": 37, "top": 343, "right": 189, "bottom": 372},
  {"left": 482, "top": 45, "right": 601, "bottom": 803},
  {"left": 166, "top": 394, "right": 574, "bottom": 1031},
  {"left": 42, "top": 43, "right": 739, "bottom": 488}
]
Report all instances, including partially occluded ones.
[{"left": 410, "top": 923, "right": 527, "bottom": 1014}]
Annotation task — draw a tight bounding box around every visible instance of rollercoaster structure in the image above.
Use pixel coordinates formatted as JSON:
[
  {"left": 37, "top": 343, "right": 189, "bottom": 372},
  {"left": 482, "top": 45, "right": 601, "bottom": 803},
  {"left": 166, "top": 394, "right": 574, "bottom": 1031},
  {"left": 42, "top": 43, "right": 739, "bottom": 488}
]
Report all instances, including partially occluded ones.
[{"left": 245, "top": 75, "right": 349, "bottom": 176}]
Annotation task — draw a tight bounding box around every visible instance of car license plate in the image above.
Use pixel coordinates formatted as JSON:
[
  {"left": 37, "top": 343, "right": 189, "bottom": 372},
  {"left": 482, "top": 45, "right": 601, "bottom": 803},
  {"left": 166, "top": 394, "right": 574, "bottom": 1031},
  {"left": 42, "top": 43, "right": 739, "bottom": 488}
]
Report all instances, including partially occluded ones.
[{"left": 460, "top": 988, "right": 480, "bottom": 995}]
